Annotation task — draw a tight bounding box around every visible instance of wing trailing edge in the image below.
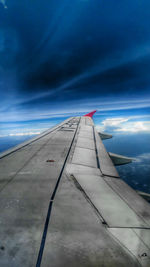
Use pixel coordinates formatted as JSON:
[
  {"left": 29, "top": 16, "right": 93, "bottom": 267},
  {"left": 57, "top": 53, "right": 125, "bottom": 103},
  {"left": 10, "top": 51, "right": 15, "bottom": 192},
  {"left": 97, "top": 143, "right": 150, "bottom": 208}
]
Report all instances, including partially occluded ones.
[{"left": 136, "top": 191, "right": 150, "bottom": 203}]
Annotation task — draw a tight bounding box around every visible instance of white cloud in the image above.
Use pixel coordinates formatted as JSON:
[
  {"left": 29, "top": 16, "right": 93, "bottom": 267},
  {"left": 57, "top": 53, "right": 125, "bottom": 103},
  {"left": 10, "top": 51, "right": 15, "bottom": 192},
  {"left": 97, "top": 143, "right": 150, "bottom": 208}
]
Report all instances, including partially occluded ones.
[
  {"left": 135, "top": 153, "right": 150, "bottom": 163},
  {"left": 0, "top": 131, "right": 41, "bottom": 137},
  {"left": 95, "top": 125, "right": 105, "bottom": 132},
  {"left": 96, "top": 117, "right": 150, "bottom": 134},
  {"left": 116, "top": 121, "right": 150, "bottom": 133},
  {"left": 103, "top": 117, "right": 129, "bottom": 127},
  {"left": 9, "top": 132, "right": 41, "bottom": 136},
  {"left": 96, "top": 117, "right": 129, "bottom": 132}
]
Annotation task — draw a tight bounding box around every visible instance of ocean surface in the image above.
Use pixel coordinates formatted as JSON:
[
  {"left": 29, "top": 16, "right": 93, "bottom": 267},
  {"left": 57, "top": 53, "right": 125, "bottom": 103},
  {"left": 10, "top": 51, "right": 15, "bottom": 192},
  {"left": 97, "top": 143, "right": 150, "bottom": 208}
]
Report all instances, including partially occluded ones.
[{"left": 104, "top": 133, "right": 150, "bottom": 194}]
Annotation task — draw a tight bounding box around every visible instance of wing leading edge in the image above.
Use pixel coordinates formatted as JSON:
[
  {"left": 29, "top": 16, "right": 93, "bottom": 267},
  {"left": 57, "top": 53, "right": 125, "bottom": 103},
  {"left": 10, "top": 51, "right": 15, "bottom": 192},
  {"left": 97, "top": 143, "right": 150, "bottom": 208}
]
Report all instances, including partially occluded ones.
[{"left": 0, "top": 112, "right": 150, "bottom": 267}]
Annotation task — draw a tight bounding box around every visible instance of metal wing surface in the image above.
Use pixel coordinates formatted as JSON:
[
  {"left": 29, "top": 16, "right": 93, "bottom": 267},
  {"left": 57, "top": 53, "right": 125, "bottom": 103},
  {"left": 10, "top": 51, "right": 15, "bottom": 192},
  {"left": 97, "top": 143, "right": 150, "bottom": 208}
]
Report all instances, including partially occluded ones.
[{"left": 0, "top": 113, "right": 150, "bottom": 267}]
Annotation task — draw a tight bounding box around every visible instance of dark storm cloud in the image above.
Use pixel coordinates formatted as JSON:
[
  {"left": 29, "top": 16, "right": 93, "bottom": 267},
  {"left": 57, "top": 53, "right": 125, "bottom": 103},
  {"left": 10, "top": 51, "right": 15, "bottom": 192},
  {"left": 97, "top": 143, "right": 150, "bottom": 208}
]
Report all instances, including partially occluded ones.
[{"left": 1, "top": 0, "right": 150, "bottom": 99}]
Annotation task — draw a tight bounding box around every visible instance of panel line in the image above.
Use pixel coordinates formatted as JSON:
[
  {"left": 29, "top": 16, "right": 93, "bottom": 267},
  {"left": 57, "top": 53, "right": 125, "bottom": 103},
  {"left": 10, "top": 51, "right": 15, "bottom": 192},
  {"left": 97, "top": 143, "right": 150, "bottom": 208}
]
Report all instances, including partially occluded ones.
[{"left": 36, "top": 117, "right": 80, "bottom": 267}]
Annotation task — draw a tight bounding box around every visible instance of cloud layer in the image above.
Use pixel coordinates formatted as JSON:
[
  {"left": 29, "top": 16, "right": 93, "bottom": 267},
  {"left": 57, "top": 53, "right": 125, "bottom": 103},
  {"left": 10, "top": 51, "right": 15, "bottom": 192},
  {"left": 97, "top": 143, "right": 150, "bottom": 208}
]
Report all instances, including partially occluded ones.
[
  {"left": 0, "top": 131, "right": 41, "bottom": 137},
  {"left": 96, "top": 116, "right": 150, "bottom": 134}
]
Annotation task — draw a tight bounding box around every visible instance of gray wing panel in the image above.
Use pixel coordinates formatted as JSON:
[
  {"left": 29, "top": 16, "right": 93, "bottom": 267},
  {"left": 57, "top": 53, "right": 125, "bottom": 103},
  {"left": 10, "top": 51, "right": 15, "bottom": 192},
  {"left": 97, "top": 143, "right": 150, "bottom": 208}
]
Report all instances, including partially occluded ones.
[
  {"left": 0, "top": 117, "right": 73, "bottom": 160},
  {"left": 1, "top": 115, "right": 150, "bottom": 267},
  {"left": 41, "top": 173, "right": 137, "bottom": 267},
  {"left": 0, "top": 117, "right": 80, "bottom": 267},
  {"left": 41, "top": 116, "right": 141, "bottom": 267}
]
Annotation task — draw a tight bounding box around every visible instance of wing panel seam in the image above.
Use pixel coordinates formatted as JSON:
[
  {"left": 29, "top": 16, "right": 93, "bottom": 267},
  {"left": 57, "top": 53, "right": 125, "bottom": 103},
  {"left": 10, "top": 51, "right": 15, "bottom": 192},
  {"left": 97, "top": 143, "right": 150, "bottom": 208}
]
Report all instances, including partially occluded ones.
[{"left": 35, "top": 117, "right": 80, "bottom": 267}]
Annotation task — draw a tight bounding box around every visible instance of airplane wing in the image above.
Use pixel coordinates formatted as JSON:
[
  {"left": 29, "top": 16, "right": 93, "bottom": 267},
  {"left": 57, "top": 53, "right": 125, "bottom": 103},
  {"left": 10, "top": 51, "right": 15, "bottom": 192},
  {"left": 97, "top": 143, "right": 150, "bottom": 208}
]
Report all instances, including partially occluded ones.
[{"left": 0, "top": 111, "right": 150, "bottom": 267}]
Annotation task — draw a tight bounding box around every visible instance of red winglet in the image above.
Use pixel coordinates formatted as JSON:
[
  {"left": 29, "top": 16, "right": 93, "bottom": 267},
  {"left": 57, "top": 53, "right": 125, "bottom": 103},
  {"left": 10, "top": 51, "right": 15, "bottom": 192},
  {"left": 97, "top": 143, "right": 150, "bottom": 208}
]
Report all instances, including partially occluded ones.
[{"left": 83, "top": 110, "right": 97, "bottom": 118}]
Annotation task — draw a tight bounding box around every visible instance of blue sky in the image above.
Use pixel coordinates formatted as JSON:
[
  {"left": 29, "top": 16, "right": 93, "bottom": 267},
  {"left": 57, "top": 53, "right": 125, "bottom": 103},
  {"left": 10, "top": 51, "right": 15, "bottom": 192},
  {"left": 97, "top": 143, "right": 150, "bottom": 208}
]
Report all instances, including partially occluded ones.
[
  {"left": 0, "top": 0, "right": 150, "bottom": 134},
  {"left": 0, "top": 0, "right": 150, "bottom": 120},
  {"left": 0, "top": 0, "right": 150, "bottom": 194}
]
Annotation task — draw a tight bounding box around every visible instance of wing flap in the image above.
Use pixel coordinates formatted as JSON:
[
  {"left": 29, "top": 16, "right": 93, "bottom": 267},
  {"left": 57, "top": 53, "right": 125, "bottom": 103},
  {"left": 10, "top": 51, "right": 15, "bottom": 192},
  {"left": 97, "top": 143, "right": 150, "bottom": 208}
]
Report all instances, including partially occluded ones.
[
  {"left": 94, "top": 128, "right": 119, "bottom": 177},
  {"left": 108, "top": 228, "right": 150, "bottom": 267},
  {"left": 74, "top": 174, "right": 149, "bottom": 228},
  {"left": 40, "top": 173, "right": 137, "bottom": 267},
  {"left": 104, "top": 176, "right": 150, "bottom": 226}
]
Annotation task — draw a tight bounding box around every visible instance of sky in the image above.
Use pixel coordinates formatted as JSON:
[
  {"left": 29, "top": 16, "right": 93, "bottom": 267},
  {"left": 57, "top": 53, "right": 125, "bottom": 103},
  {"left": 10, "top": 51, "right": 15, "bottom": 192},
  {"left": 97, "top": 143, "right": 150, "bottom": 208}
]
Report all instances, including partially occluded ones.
[{"left": 0, "top": 1, "right": 150, "bottom": 194}]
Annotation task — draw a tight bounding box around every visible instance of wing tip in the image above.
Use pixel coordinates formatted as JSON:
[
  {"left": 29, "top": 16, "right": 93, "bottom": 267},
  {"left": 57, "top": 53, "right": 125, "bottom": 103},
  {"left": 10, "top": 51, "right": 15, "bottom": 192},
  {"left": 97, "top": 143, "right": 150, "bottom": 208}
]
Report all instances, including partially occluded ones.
[{"left": 83, "top": 110, "right": 97, "bottom": 118}]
